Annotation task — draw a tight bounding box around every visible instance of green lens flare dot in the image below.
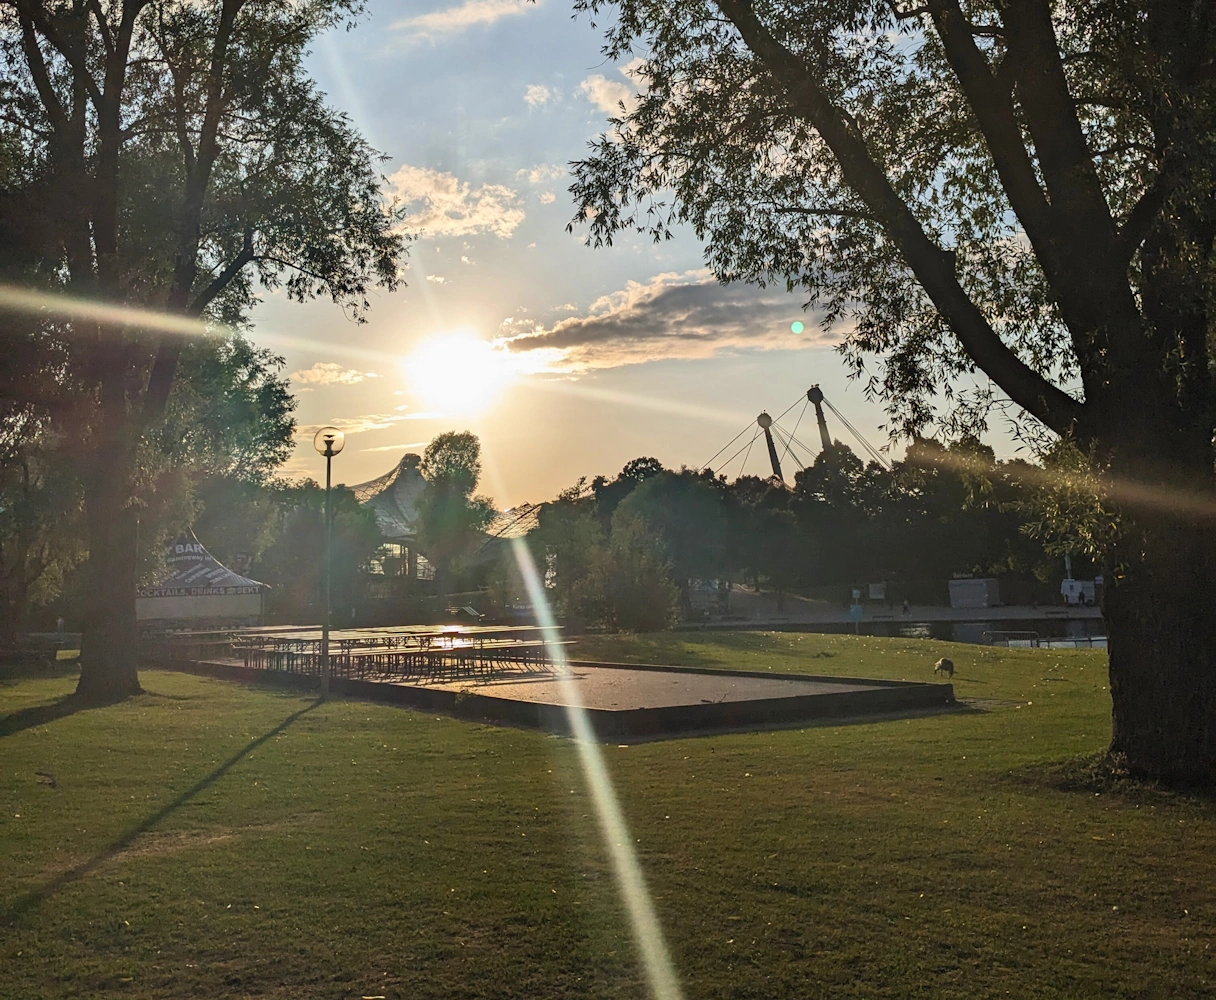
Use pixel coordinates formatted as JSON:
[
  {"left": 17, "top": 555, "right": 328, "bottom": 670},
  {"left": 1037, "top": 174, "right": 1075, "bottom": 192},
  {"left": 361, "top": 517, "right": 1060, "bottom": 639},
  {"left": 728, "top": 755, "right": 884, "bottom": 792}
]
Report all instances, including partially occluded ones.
[{"left": 790, "top": 320, "right": 805, "bottom": 334}]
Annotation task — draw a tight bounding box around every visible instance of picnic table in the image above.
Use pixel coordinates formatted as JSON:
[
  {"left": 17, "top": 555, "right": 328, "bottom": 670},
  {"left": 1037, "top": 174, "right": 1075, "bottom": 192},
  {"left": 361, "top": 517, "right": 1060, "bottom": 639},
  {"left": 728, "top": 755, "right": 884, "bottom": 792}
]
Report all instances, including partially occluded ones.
[{"left": 216, "top": 623, "right": 566, "bottom": 682}]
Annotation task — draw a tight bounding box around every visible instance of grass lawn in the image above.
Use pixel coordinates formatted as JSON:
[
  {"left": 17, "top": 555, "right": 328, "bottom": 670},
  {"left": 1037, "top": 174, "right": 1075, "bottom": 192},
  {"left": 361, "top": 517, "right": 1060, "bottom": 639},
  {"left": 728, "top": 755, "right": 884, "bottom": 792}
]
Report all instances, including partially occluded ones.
[{"left": 2, "top": 633, "right": 1214, "bottom": 999}]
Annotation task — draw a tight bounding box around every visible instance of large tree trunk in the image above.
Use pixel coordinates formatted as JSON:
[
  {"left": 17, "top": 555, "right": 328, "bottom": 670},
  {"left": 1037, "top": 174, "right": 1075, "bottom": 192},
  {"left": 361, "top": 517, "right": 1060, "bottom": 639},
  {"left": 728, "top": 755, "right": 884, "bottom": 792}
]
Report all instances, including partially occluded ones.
[
  {"left": 75, "top": 464, "right": 142, "bottom": 702},
  {"left": 1102, "top": 511, "right": 1216, "bottom": 786}
]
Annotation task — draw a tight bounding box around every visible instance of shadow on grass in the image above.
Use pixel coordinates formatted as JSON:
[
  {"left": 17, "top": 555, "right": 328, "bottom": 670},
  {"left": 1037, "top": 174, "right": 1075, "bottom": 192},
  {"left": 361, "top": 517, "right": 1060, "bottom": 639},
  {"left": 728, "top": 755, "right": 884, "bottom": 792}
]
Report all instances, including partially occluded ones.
[
  {"left": 617, "top": 700, "right": 982, "bottom": 744},
  {"left": 0, "top": 661, "right": 82, "bottom": 685},
  {"left": 1, "top": 697, "right": 321, "bottom": 925},
  {"left": 0, "top": 692, "right": 108, "bottom": 738},
  {"left": 1013, "top": 753, "right": 1216, "bottom": 805}
]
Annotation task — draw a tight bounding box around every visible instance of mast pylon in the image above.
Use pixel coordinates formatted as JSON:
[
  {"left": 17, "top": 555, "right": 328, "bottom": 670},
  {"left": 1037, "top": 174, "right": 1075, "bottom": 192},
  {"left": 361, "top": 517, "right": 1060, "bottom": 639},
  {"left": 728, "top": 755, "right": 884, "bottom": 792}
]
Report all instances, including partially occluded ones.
[
  {"left": 757, "top": 411, "right": 784, "bottom": 482},
  {"left": 806, "top": 385, "right": 832, "bottom": 452}
]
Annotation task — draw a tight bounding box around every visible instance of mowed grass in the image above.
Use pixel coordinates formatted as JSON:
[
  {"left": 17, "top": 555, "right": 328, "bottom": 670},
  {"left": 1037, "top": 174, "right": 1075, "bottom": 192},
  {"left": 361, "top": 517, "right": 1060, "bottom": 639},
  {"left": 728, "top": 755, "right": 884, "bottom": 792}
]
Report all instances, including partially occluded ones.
[{"left": 1, "top": 634, "right": 1214, "bottom": 999}]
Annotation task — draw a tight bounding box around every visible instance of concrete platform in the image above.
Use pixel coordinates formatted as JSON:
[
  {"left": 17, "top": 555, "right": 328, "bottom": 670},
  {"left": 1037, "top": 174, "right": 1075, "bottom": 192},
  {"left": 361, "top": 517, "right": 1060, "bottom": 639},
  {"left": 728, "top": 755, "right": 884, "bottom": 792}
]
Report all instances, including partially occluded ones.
[
  {"left": 401, "top": 660, "right": 955, "bottom": 739},
  {"left": 153, "top": 658, "right": 955, "bottom": 741}
]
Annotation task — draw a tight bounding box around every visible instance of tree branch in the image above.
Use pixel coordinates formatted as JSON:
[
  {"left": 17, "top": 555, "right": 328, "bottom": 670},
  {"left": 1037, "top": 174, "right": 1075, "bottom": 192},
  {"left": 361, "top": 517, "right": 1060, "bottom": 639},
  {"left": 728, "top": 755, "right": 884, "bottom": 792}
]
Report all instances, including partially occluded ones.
[
  {"left": 86, "top": 0, "right": 115, "bottom": 60},
  {"left": 768, "top": 205, "right": 878, "bottom": 220},
  {"left": 1118, "top": 169, "right": 1173, "bottom": 265},
  {"left": 14, "top": 9, "right": 68, "bottom": 136},
  {"left": 15, "top": 0, "right": 105, "bottom": 113},
  {"left": 714, "top": 0, "right": 1084, "bottom": 435},
  {"left": 185, "top": 228, "right": 254, "bottom": 318},
  {"left": 922, "top": 1, "right": 1057, "bottom": 259}
]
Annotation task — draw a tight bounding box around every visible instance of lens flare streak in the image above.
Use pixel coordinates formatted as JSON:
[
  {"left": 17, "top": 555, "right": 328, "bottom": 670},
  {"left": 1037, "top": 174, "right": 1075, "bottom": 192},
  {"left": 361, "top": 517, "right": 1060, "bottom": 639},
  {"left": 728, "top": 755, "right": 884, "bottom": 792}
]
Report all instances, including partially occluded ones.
[
  {"left": 0, "top": 283, "right": 392, "bottom": 366},
  {"left": 509, "top": 537, "right": 685, "bottom": 1000}
]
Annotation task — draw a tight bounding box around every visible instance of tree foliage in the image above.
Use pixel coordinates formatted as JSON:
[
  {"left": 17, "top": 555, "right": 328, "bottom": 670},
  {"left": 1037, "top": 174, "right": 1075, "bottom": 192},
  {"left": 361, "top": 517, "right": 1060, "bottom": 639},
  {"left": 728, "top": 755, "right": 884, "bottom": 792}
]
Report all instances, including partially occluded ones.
[
  {"left": 416, "top": 431, "right": 496, "bottom": 598},
  {"left": 0, "top": 0, "right": 406, "bottom": 697},
  {"left": 570, "top": 0, "right": 1216, "bottom": 783}
]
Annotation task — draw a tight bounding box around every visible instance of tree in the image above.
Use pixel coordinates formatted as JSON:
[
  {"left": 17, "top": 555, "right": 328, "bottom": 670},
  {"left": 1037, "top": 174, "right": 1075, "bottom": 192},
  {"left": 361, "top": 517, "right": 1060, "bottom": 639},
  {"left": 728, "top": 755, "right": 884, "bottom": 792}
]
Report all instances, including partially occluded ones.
[
  {"left": 251, "top": 480, "right": 380, "bottom": 622},
  {"left": 0, "top": 409, "right": 85, "bottom": 643},
  {"left": 590, "top": 455, "right": 668, "bottom": 525},
  {"left": 533, "top": 481, "right": 606, "bottom": 618},
  {"left": 572, "top": 1, "right": 1216, "bottom": 785},
  {"left": 580, "top": 504, "right": 680, "bottom": 632},
  {"left": 416, "top": 432, "right": 496, "bottom": 604},
  {"left": 614, "top": 469, "right": 728, "bottom": 611},
  {"left": 0, "top": 1, "right": 405, "bottom": 700}
]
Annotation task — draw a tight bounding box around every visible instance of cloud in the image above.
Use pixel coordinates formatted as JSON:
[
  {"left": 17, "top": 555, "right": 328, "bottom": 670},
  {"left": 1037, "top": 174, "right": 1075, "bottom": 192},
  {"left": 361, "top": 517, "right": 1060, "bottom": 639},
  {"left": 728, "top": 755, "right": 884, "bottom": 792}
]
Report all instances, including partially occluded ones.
[
  {"left": 393, "top": 407, "right": 452, "bottom": 420},
  {"left": 426, "top": 274, "right": 447, "bottom": 284},
  {"left": 538, "top": 191, "right": 556, "bottom": 204},
  {"left": 578, "top": 59, "right": 649, "bottom": 114},
  {"left": 362, "top": 441, "right": 428, "bottom": 452},
  {"left": 495, "top": 271, "right": 839, "bottom": 373},
  {"left": 389, "top": 164, "right": 524, "bottom": 239},
  {"left": 578, "top": 74, "right": 636, "bottom": 114},
  {"left": 298, "top": 414, "right": 399, "bottom": 436},
  {"left": 297, "top": 410, "right": 450, "bottom": 440},
  {"left": 524, "top": 84, "right": 554, "bottom": 107},
  {"left": 393, "top": 0, "right": 534, "bottom": 40},
  {"left": 290, "top": 362, "right": 380, "bottom": 385},
  {"left": 516, "top": 163, "right": 566, "bottom": 184}
]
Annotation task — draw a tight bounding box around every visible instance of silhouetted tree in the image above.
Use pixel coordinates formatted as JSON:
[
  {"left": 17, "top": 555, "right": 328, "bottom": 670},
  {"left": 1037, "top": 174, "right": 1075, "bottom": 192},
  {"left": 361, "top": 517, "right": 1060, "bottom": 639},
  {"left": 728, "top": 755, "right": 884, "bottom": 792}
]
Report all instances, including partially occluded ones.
[
  {"left": 0, "top": 0, "right": 404, "bottom": 701},
  {"left": 572, "top": 0, "right": 1216, "bottom": 783},
  {"left": 416, "top": 432, "right": 496, "bottom": 604}
]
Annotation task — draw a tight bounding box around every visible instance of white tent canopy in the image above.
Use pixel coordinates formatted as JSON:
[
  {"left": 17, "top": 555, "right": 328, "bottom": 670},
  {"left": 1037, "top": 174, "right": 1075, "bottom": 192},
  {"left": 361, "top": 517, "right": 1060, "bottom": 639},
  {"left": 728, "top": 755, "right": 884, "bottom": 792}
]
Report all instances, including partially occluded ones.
[{"left": 137, "top": 532, "right": 266, "bottom": 625}]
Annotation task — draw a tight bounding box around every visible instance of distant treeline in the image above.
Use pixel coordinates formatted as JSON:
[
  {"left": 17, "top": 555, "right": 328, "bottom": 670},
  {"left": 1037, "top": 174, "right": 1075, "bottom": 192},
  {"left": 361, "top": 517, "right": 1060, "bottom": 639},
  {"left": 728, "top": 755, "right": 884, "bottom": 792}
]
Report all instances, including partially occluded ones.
[{"left": 523, "top": 438, "right": 1095, "bottom": 632}]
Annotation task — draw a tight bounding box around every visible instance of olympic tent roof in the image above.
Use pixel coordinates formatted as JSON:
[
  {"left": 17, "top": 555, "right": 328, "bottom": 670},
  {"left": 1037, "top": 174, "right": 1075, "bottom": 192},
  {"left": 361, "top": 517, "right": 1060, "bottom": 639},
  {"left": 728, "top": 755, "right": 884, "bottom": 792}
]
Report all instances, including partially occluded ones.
[
  {"left": 350, "top": 452, "right": 544, "bottom": 547},
  {"left": 349, "top": 453, "right": 427, "bottom": 542}
]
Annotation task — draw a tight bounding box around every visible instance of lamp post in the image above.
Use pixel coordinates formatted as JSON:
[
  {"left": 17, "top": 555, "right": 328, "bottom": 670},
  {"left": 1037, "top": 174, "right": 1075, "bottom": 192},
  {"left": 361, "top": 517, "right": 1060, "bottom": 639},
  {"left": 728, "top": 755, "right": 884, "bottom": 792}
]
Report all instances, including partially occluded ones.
[{"left": 313, "top": 426, "right": 345, "bottom": 698}]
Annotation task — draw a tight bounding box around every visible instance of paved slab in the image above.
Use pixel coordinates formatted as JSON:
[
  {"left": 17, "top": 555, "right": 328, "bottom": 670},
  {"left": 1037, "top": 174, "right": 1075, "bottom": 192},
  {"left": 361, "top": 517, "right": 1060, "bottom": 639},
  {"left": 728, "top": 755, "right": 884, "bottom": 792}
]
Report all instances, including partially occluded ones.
[
  {"left": 421, "top": 665, "right": 882, "bottom": 710},
  {"left": 158, "top": 658, "right": 955, "bottom": 741}
]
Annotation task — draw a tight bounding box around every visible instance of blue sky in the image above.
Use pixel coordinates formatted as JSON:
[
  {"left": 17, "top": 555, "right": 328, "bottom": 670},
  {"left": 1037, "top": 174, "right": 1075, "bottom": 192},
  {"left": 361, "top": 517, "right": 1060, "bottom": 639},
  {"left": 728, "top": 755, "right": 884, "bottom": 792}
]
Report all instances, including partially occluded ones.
[{"left": 251, "top": 0, "right": 969, "bottom": 506}]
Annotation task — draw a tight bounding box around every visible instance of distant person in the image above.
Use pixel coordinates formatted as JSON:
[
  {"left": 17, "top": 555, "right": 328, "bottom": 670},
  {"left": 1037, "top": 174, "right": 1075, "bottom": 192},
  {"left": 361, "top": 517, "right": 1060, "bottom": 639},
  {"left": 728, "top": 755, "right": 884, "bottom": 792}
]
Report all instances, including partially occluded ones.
[{"left": 902, "top": 598, "right": 910, "bottom": 616}]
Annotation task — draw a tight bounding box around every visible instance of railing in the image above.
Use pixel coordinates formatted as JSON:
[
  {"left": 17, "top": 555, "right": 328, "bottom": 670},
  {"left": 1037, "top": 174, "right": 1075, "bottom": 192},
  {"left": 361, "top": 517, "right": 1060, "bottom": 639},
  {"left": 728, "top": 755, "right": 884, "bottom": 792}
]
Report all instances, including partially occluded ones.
[
  {"left": 983, "top": 630, "right": 1107, "bottom": 649},
  {"left": 983, "top": 630, "right": 1041, "bottom": 647}
]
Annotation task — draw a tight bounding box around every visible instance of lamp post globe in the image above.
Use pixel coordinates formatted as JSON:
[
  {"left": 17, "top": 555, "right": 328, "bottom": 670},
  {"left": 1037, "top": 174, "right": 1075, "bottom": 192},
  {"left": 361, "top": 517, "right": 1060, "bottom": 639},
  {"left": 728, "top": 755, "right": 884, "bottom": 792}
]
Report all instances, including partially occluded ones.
[
  {"left": 313, "top": 426, "right": 345, "bottom": 457},
  {"left": 313, "top": 427, "right": 344, "bottom": 698}
]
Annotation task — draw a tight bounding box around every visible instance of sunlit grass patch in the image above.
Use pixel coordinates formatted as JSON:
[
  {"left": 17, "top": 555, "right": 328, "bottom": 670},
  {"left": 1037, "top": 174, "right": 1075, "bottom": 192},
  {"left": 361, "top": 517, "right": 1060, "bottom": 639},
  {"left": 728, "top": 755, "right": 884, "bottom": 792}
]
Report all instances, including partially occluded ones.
[{"left": 1, "top": 633, "right": 1213, "bottom": 1000}]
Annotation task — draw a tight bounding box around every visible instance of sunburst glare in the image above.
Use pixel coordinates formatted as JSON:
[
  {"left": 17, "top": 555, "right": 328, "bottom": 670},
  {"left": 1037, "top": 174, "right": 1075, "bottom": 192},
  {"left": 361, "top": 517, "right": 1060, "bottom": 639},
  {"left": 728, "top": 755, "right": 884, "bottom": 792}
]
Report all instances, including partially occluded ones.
[{"left": 404, "top": 330, "right": 518, "bottom": 416}]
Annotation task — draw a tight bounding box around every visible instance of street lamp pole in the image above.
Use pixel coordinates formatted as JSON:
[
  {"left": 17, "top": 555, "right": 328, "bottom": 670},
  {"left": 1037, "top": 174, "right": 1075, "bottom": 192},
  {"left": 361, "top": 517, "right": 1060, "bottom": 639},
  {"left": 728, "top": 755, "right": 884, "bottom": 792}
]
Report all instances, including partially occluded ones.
[{"left": 313, "top": 427, "right": 345, "bottom": 699}]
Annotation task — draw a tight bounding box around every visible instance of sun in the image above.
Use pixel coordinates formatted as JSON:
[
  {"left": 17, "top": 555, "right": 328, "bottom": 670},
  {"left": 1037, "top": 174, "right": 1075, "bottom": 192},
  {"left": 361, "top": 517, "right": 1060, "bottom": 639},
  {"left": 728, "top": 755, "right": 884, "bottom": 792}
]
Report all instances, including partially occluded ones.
[{"left": 404, "top": 330, "right": 516, "bottom": 415}]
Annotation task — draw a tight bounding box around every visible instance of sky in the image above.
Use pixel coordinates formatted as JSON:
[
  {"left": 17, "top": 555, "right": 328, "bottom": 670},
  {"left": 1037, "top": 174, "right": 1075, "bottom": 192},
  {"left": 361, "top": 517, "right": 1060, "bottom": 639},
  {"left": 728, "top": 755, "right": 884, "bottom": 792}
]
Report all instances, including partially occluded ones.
[{"left": 250, "top": 0, "right": 986, "bottom": 507}]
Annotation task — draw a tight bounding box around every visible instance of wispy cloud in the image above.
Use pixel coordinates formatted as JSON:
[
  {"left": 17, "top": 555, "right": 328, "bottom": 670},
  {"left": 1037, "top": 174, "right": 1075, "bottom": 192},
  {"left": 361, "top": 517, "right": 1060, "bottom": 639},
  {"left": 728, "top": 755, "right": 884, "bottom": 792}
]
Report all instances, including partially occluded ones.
[
  {"left": 578, "top": 58, "right": 648, "bottom": 114},
  {"left": 394, "top": 410, "right": 450, "bottom": 420},
  {"left": 426, "top": 274, "right": 447, "bottom": 284},
  {"left": 496, "top": 271, "right": 839, "bottom": 373},
  {"left": 393, "top": 0, "right": 535, "bottom": 40},
  {"left": 298, "top": 414, "right": 403, "bottom": 436},
  {"left": 578, "top": 74, "right": 635, "bottom": 114},
  {"left": 516, "top": 163, "right": 566, "bottom": 184},
  {"left": 389, "top": 165, "right": 525, "bottom": 240},
  {"left": 524, "top": 84, "right": 554, "bottom": 107},
  {"left": 538, "top": 191, "right": 556, "bottom": 204},
  {"left": 290, "top": 362, "right": 380, "bottom": 385},
  {"left": 363, "top": 441, "right": 428, "bottom": 452},
  {"left": 296, "top": 409, "right": 448, "bottom": 439}
]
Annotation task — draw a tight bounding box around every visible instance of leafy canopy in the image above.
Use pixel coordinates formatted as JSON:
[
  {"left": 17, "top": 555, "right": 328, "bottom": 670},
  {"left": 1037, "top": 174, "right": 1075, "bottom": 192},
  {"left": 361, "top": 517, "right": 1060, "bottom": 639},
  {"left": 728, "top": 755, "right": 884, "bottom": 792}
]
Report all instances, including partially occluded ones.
[{"left": 570, "top": 0, "right": 1216, "bottom": 450}]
